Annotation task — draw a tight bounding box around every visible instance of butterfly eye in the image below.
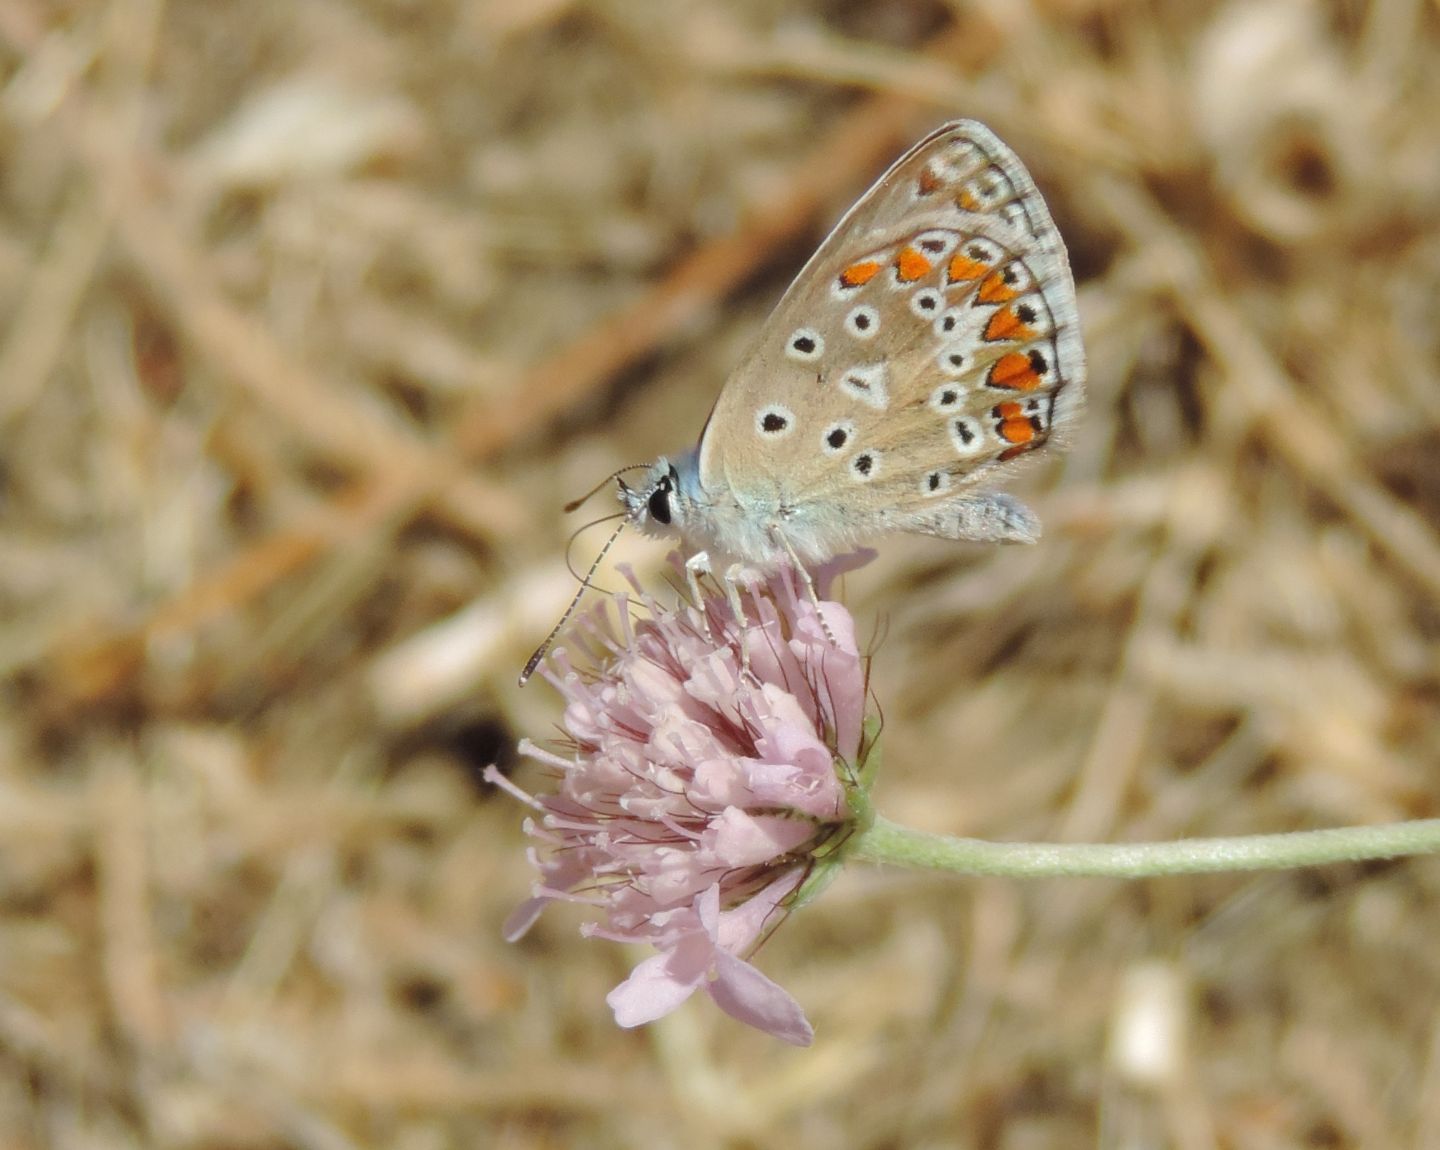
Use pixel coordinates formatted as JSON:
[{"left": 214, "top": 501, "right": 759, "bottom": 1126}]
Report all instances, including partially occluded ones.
[{"left": 647, "top": 478, "right": 673, "bottom": 525}]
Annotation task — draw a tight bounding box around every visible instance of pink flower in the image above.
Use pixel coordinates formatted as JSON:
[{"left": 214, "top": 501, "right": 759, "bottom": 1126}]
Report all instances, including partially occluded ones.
[{"left": 489, "top": 555, "right": 874, "bottom": 1045}]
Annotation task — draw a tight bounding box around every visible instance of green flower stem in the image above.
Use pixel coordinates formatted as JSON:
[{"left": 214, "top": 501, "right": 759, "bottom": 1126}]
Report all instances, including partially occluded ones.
[{"left": 850, "top": 815, "right": 1440, "bottom": 877}]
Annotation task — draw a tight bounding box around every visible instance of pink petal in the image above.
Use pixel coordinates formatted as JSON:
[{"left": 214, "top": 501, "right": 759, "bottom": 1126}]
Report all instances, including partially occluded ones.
[
  {"left": 689, "top": 757, "right": 760, "bottom": 808},
  {"left": 500, "top": 840, "right": 605, "bottom": 940},
  {"left": 694, "top": 882, "right": 722, "bottom": 934},
  {"left": 707, "top": 948, "right": 814, "bottom": 1046},
  {"left": 714, "top": 867, "right": 804, "bottom": 954},
  {"left": 711, "top": 808, "right": 816, "bottom": 867},
  {"left": 500, "top": 897, "right": 547, "bottom": 942},
  {"left": 756, "top": 684, "right": 821, "bottom": 742},
  {"left": 754, "top": 727, "right": 846, "bottom": 819},
  {"left": 606, "top": 933, "right": 713, "bottom": 1028}
]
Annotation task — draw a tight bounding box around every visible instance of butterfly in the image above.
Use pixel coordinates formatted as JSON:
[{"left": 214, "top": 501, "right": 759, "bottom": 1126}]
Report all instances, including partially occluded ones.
[{"left": 523, "top": 120, "right": 1084, "bottom": 682}]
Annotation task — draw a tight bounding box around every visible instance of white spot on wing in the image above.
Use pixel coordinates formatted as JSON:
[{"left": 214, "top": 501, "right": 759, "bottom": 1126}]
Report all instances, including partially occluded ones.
[
  {"left": 992, "top": 260, "right": 1034, "bottom": 295},
  {"left": 913, "top": 230, "right": 959, "bottom": 261},
  {"left": 837, "top": 362, "right": 889, "bottom": 410},
  {"left": 821, "top": 421, "right": 855, "bottom": 455},
  {"left": 933, "top": 309, "right": 964, "bottom": 339},
  {"left": 936, "top": 346, "right": 968, "bottom": 375},
  {"left": 1007, "top": 296, "right": 1053, "bottom": 336},
  {"left": 785, "top": 328, "right": 824, "bottom": 362},
  {"left": 962, "top": 167, "right": 1011, "bottom": 211},
  {"left": 843, "top": 305, "right": 880, "bottom": 340},
  {"left": 956, "top": 238, "right": 1002, "bottom": 268},
  {"left": 950, "top": 416, "right": 984, "bottom": 456},
  {"left": 909, "top": 288, "right": 944, "bottom": 319},
  {"left": 755, "top": 404, "right": 796, "bottom": 439},
  {"left": 849, "top": 449, "right": 880, "bottom": 482},
  {"left": 929, "top": 383, "right": 964, "bottom": 411},
  {"left": 931, "top": 140, "right": 984, "bottom": 183},
  {"left": 1000, "top": 202, "right": 1028, "bottom": 232},
  {"left": 922, "top": 470, "right": 952, "bottom": 497}
]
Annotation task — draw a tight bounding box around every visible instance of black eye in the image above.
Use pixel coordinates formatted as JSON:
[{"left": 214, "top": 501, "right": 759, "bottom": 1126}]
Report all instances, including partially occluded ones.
[{"left": 648, "top": 480, "right": 672, "bottom": 525}]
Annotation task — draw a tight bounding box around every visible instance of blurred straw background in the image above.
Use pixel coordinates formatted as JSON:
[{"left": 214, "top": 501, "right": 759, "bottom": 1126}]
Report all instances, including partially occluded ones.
[{"left": 2, "top": 0, "right": 1439, "bottom": 1146}]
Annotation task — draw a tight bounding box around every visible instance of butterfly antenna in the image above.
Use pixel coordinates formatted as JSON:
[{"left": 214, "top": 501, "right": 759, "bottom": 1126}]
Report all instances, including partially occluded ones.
[
  {"left": 519, "top": 515, "right": 630, "bottom": 686},
  {"left": 559, "top": 509, "right": 621, "bottom": 582},
  {"left": 563, "top": 464, "right": 650, "bottom": 514}
]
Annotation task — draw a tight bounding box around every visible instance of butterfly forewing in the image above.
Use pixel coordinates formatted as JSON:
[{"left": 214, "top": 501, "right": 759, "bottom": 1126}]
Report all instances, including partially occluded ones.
[{"left": 696, "top": 120, "right": 1084, "bottom": 545}]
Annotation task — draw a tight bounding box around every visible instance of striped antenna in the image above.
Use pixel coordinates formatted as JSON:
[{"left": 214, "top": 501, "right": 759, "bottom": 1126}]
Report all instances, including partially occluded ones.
[{"left": 518, "top": 515, "right": 630, "bottom": 686}]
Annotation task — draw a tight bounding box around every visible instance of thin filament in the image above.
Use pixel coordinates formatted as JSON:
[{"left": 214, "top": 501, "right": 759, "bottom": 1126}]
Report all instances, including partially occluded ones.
[{"left": 519, "top": 516, "right": 630, "bottom": 686}]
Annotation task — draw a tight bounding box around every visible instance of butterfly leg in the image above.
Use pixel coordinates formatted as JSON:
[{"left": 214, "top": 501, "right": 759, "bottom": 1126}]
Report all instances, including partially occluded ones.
[
  {"left": 685, "top": 552, "right": 759, "bottom": 678},
  {"left": 683, "top": 550, "right": 717, "bottom": 642},
  {"left": 770, "top": 526, "right": 839, "bottom": 647},
  {"left": 721, "top": 562, "right": 765, "bottom": 681}
]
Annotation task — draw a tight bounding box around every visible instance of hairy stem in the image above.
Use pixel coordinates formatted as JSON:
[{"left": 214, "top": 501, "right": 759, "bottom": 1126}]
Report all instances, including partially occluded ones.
[{"left": 850, "top": 816, "right": 1440, "bottom": 877}]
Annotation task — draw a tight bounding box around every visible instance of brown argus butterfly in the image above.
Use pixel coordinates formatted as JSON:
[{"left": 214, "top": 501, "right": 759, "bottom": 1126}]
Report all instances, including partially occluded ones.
[{"left": 524, "top": 120, "right": 1084, "bottom": 682}]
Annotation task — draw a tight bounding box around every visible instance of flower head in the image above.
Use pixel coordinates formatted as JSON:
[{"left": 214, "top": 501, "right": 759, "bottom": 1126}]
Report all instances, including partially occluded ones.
[{"left": 489, "top": 555, "right": 875, "bottom": 1045}]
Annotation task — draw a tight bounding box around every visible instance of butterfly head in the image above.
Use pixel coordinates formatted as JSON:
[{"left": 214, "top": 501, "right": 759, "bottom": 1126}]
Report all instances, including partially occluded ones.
[{"left": 619, "top": 452, "right": 702, "bottom": 542}]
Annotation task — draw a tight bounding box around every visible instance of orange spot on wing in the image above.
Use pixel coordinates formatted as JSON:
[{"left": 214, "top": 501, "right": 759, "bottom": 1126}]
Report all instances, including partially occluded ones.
[
  {"left": 993, "top": 398, "right": 1045, "bottom": 456},
  {"left": 895, "top": 247, "right": 932, "bottom": 282},
  {"left": 946, "top": 252, "right": 989, "bottom": 283},
  {"left": 916, "top": 166, "right": 942, "bottom": 196},
  {"left": 977, "top": 268, "right": 1021, "bottom": 304},
  {"left": 987, "top": 352, "right": 1042, "bottom": 390},
  {"left": 983, "top": 307, "right": 1038, "bottom": 344},
  {"left": 998, "top": 415, "right": 1036, "bottom": 445},
  {"left": 839, "top": 260, "right": 881, "bottom": 288},
  {"left": 956, "top": 187, "right": 980, "bottom": 212}
]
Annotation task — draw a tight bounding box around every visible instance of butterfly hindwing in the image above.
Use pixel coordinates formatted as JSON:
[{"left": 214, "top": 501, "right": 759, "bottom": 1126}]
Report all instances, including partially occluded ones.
[{"left": 694, "top": 120, "right": 1085, "bottom": 558}]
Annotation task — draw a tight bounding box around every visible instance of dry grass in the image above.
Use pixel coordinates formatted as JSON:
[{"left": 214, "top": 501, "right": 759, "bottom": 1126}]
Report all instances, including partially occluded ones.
[{"left": 2, "top": 0, "right": 1439, "bottom": 1146}]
